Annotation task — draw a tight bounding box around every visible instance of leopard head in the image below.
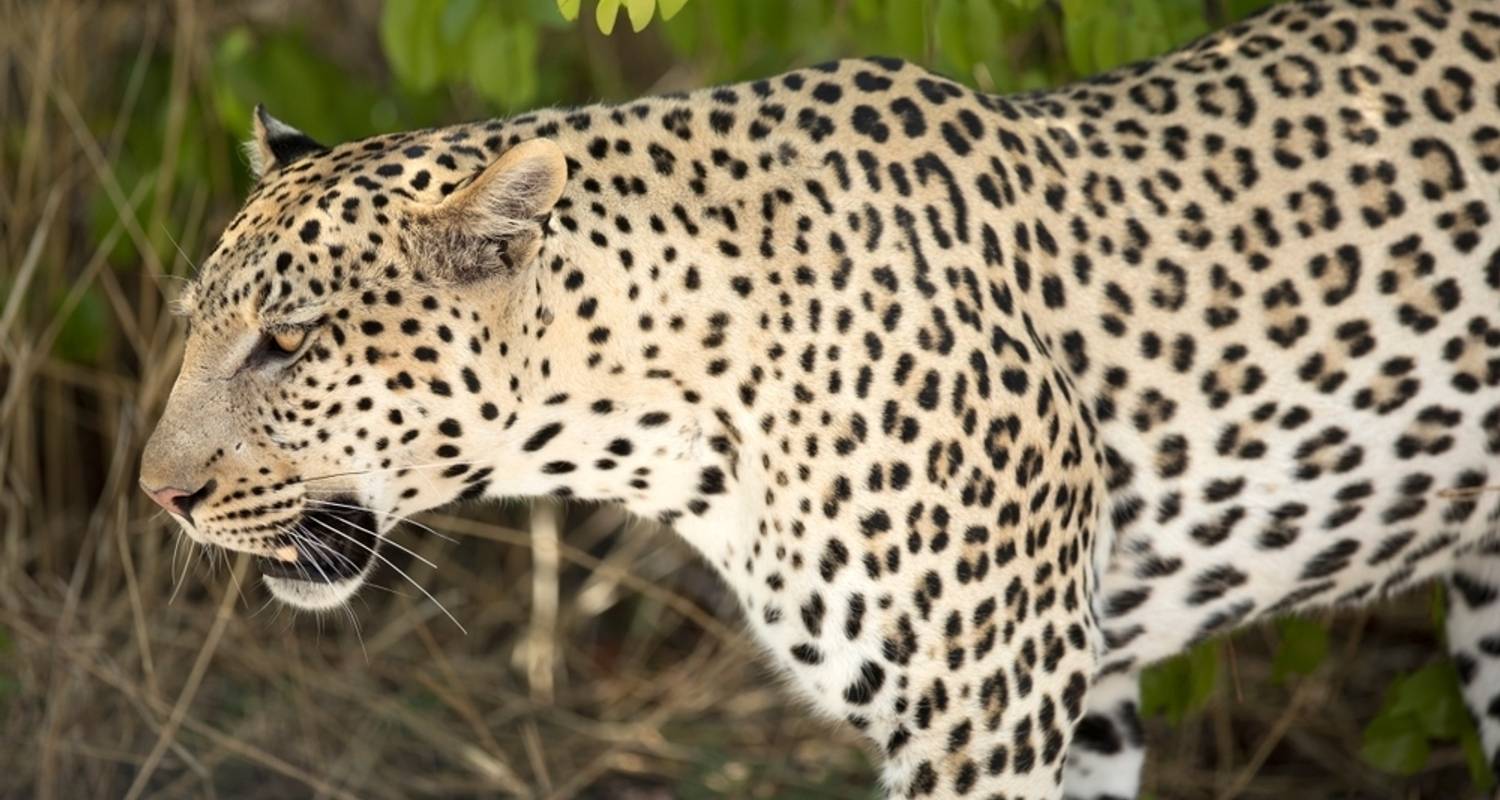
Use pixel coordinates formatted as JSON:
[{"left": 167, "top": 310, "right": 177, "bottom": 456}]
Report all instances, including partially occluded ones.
[{"left": 140, "top": 107, "right": 567, "bottom": 610}]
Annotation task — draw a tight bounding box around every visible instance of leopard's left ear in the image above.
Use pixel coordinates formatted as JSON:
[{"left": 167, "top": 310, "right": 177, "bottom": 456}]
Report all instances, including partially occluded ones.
[
  {"left": 409, "top": 138, "right": 567, "bottom": 283},
  {"left": 247, "top": 104, "right": 327, "bottom": 180}
]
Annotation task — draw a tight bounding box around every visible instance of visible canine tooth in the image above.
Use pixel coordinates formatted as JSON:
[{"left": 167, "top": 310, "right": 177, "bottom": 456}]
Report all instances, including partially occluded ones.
[{"left": 272, "top": 545, "right": 299, "bottom": 562}]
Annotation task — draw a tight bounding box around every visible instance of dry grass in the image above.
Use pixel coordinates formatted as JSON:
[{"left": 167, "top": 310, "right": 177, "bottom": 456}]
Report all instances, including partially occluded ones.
[{"left": 0, "top": 1, "right": 1484, "bottom": 798}]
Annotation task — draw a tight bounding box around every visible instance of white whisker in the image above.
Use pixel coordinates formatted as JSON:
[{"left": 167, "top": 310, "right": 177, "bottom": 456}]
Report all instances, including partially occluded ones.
[
  {"left": 169, "top": 537, "right": 201, "bottom": 605},
  {"left": 286, "top": 526, "right": 341, "bottom": 586},
  {"left": 305, "top": 515, "right": 466, "bottom": 634},
  {"left": 290, "top": 522, "right": 363, "bottom": 577},
  {"left": 302, "top": 496, "right": 458, "bottom": 544},
  {"left": 294, "top": 458, "right": 488, "bottom": 485},
  {"left": 342, "top": 602, "right": 369, "bottom": 664},
  {"left": 300, "top": 502, "right": 439, "bottom": 569}
]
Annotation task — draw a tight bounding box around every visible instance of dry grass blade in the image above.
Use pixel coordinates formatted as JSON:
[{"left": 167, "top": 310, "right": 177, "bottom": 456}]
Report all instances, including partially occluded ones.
[
  {"left": 0, "top": 184, "right": 62, "bottom": 341},
  {"left": 123, "top": 555, "right": 246, "bottom": 800},
  {"left": 526, "top": 500, "right": 561, "bottom": 705}
]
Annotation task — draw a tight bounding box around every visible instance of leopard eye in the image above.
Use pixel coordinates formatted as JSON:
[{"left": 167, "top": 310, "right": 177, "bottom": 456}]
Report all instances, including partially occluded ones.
[{"left": 271, "top": 328, "right": 307, "bottom": 355}]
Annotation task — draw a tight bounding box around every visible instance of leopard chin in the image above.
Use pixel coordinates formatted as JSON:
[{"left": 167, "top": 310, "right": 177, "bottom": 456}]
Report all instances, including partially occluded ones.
[
  {"left": 258, "top": 499, "right": 380, "bottom": 610},
  {"left": 263, "top": 572, "right": 367, "bottom": 610}
]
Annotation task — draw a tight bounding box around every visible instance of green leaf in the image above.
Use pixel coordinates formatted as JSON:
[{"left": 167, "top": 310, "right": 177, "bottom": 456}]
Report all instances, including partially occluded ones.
[
  {"left": 623, "top": 0, "right": 655, "bottom": 31},
  {"left": 556, "top": 0, "right": 581, "bottom": 21},
  {"left": 1361, "top": 711, "right": 1430, "bottom": 776},
  {"left": 55, "top": 286, "right": 110, "bottom": 365},
  {"left": 1388, "top": 663, "right": 1467, "bottom": 738},
  {"left": 596, "top": 0, "right": 621, "bottom": 34},
  {"left": 962, "top": 0, "right": 1003, "bottom": 71},
  {"left": 850, "top": 0, "right": 883, "bottom": 24},
  {"left": 657, "top": 0, "right": 702, "bottom": 56},
  {"left": 936, "top": 0, "right": 972, "bottom": 74},
  {"left": 440, "top": 0, "right": 482, "bottom": 44},
  {"left": 471, "top": 13, "right": 539, "bottom": 109},
  {"left": 380, "top": 0, "right": 445, "bottom": 92},
  {"left": 1362, "top": 658, "right": 1492, "bottom": 782},
  {"left": 1091, "top": 9, "right": 1122, "bottom": 72},
  {"left": 1226, "top": 0, "right": 1276, "bottom": 20},
  {"left": 1460, "top": 725, "right": 1498, "bottom": 792},
  {"left": 1271, "top": 617, "right": 1328, "bottom": 683},
  {"left": 1060, "top": 0, "right": 1094, "bottom": 76},
  {"left": 658, "top": 0, "right": 688, "bottom": 20},
  {"left": 884, "top": 0, "right": 927, "bottom": 62},
  {"left": 212, "top": 27, "right": 381, "bottom": 146},
  {"left": 1140, "top": 640, "right": 1220, "bottom": 724}
]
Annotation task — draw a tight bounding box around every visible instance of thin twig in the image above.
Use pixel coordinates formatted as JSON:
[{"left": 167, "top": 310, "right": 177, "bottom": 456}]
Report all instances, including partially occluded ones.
[{"left": 122, "top": 555, "right": 246, "bottom": 800}]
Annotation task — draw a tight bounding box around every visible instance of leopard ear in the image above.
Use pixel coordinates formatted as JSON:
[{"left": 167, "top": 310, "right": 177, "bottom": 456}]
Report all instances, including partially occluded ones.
[
  {"left": 410, "top": 138, "right": 568, "bottom": 283},
  {"left": 247, "top": 104, "right": 327, "bottom": 179}
]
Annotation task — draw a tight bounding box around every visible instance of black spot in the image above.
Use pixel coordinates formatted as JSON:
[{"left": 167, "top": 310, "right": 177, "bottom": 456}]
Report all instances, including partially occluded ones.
[
  {"left": 843, "top": 660, "right": 885, "bottom": 705},
  {"left": 523, "top": 422, "right": 564, "bottom": 452},
  {"left": 298, "top": 219, "right": 321, "bottom": 244}
]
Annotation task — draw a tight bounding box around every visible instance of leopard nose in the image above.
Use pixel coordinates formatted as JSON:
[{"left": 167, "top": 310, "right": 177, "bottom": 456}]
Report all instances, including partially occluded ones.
[{"left": 141, "top": 479, "right": 217, "bottom": 521}]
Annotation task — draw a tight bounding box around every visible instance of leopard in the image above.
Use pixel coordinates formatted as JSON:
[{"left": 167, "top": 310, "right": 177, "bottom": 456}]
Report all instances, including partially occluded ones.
[{"left": 139, "top": 0, "right": 1500, "bottom": 796}]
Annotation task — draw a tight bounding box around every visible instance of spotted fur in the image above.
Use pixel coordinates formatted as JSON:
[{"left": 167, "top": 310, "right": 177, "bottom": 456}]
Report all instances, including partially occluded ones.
[{"left": 141, "top": 1, "right": 1500, "bottom": 796}]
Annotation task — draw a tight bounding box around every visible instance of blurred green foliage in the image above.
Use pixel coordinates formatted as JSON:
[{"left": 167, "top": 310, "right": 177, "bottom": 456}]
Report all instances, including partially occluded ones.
[
  {"left": 1140, "top": 640, "right": 1221, "bottom": 724},
  {"left": 1139, "top": 594, "right": 1494, "bottom": 791},
  {"left": 1361, "top": 661, "right": 1484, "bottom": 782},
  {"left": 1359, "top": 590, "right": 1496, "bottom": 790},
  {"left": 1270, "top": 616, "right": 1329, "bottom": 684}
]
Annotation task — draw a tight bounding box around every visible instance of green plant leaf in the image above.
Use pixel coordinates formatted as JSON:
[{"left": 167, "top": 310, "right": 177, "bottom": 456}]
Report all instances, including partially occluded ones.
[
  {"left": 1460, "top": 725, "right": 1498, "bottom": 792},
  {"left": 471, "top": 13, "right": 539, "bottom": 109},
  {"left": 936, "top": 0, "right": 972, "bottom": 73},
  {"left": 1362, "top": 658, "right": 1492, "bottom": 782},
  {"left": 212, "top": 27, "right": 380, "bottom": 147},
  {"left": 596, "top": 0, "right": 622, "bottom": 34},
  {"left": 1272, "top": 617, "right": 1328, "bottom": 683},
  {"left": 962, "top": 0, "right": 1003, "bottom": 73},
  {"left": 1388, "top": 663, "right": 1467, "bottom": 738},
  {"left": 1361, "top": 711, "right": 1430, "bottom": 775},
  {"left": 1099, "top": 17, "right": 1125, "bottom": 72},
  {"left": 624, "top": 0, "right": 655, "bottom": 31},
  {"left": 658, "top": 0, "right": 688, "bottom": 20},
  {"left": 55, "top": 286, "right": 110, "bottom": 365},
  {"left": 1226, "top": 0, "right": 1277, "bottom": 20},
  {"left": 556, "top": 0, "right": 581, "bottom": 21},
  {"left": 1140, "top": 640, "right": 1220, "bottom": 724},
  {"left": 440, "top": 0, "right": 482, "bottom": 43},
  {"left": 1060, "top": 0, "right": 1094, "bottom": 76},
  {"left": 380, "top": 0, "right": 444, "bottom": 92},
  {"left": 884, "top": 0, "right": 928, "bottom": 62}
]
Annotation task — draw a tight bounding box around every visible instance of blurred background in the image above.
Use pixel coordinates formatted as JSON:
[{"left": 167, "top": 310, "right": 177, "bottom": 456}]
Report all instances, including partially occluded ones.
[{"left": 0, "top": 0, "right": 1494, "bottom": 797}]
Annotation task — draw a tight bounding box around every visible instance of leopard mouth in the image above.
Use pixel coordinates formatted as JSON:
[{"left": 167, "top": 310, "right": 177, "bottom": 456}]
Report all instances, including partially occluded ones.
[{"left": 257, "top": 497, "right": 379, "bottom": 584}]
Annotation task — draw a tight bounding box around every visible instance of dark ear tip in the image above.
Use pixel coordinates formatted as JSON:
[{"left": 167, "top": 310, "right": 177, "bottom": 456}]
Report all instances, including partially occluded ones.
[{"left": 253, "top": 107, "right": 328, "bottom": 170}]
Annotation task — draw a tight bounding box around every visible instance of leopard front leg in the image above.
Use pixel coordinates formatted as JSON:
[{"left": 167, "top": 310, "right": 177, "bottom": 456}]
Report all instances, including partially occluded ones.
[
  {"left": 741, "top": 507, "right": 1104, "bottom": 799},
  {"left": 728, "top": 388, "right": 1107, "bottom": 797},
  {"left": 866, "top": 619, "right": 1099, "bottom": 800},
  {"left": 1061, "top": 668, "right": 1145, "bottom": 800},
  {"left": 1446, "top": 542, "right": 1500, "bottom": 782}
]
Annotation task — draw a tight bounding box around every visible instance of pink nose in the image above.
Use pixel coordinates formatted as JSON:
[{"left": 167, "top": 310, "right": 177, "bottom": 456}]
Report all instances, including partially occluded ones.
[
  {"left": 146, "top": 486, "right": 189, "bottom": 513},
  {"left": 141, "top": 481, "right": 213, "bottom": 520}
]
